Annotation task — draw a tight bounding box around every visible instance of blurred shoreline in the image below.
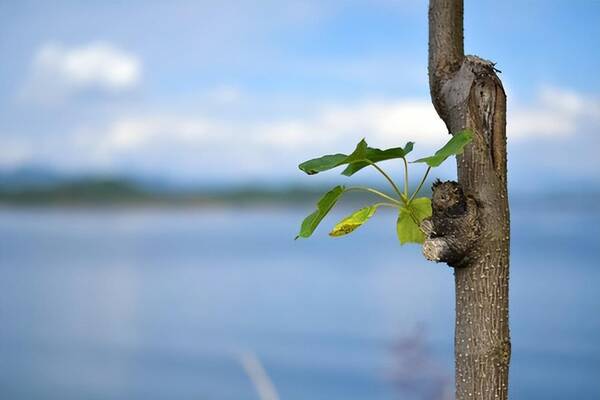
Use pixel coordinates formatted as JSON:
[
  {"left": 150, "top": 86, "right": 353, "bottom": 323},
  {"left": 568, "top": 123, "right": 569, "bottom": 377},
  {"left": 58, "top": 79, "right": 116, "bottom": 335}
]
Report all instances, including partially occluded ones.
[
  {"left": 0, "top": 175, "right": 599, "bottom": 212},
  {"left": 0, "top": 177, "right": 335, "bottom": 208}
]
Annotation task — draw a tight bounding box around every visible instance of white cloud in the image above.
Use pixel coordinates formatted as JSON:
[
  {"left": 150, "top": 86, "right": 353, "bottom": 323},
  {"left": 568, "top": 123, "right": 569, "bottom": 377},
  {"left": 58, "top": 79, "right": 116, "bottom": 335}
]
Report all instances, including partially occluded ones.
[
  {"left": 20, "top": 42, "right": 141, "bottom": 104},
  {"left": 102, "top": 116, "right": 219, "bottom": 152},
  {"left": 509, "top": 86, "right": 600, "bottom": 139},
  {"left": 257, "top": 100, "right": 446, "bottom": 151}
]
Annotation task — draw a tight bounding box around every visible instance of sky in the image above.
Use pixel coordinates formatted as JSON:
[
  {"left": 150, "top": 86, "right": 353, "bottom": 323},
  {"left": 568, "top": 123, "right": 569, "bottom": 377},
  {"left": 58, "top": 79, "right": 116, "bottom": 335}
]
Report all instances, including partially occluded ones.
[{"left": 0, "top": 0, "right": 599, "bottom": 191}]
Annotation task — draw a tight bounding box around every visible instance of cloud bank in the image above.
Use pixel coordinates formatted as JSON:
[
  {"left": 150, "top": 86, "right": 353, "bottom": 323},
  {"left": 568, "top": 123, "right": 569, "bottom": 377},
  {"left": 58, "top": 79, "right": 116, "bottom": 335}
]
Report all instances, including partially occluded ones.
[{"left": 3, "top": 82, "right": 599, "bottom": 184}]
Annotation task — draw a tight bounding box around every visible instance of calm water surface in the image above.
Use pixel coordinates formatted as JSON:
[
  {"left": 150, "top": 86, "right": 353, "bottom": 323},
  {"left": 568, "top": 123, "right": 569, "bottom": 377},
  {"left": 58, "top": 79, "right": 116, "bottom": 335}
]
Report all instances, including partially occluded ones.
[{"left": 0, "top": 204, "right": 598, "bottom": 399}]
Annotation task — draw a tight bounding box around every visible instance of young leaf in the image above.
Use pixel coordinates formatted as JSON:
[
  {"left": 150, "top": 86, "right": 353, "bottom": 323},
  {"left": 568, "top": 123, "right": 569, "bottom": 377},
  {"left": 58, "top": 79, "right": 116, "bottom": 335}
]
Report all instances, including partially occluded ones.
[
  {"left": 296, "top": 185, "right": 345, "bottom": 239},
  {"left": 329, "top": 205, "right": 378, "bottom": 237},
  {"left": 412, "top": 130, "right": 473, "bottom": 167},
  {"left": 341, "top": 142, "right": 414, "bottom": 176},
  {"left": 409, "top": 197, "right": 432, "bottom": 223},
  {"left": 396, "top": 207, "right": 424, "bottom": 244},
  {"left": 395, "top": 197, "right": 432, "bottom": 245},
  {"left": 299, "top": 139, "right": 415, "bottom": 176}
]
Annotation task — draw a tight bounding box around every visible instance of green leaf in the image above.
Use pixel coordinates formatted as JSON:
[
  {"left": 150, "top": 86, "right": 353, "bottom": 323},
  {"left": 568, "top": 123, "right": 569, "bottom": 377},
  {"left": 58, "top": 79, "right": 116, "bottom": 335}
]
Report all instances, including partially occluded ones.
[
  {"left": 329, "top": 205, "right": 378, "bottom": 237},
  {"left": 344, "top": 139, "right": 369, "bottom": 163},
  {"left": 396, "top": 197, "right": 432, "bottom": 245},
  {"left": 299, "top": 140, "right": 414, "bottom": 176},
  {"left": 298, "top": 153, "right": 348, "bottom": 175},
  {"left": 298, "top": 139, "right": 367, "bottom": 175},
  {"left": 412, "top": 130, "right": 473, "bottom": 167},
  {"left": 341, "top": 142, "right": 414, "bottom": 176},
  {"left": 296, "top": 185, "right": 345, "bottom": 239}
]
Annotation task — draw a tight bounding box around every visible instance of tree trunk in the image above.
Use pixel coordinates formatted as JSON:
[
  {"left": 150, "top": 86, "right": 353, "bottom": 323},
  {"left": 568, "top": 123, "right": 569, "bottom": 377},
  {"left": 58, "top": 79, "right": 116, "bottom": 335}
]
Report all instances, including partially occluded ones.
[{"left": 425, "top": 1, "right": 511, "bottom": 399}]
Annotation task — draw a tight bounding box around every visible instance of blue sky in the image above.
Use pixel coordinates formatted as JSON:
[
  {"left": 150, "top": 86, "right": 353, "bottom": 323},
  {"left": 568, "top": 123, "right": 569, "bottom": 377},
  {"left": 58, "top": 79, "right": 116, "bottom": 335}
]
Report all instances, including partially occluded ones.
[{"left": 0, "top": 0, "right": 599, "bottom": 191}]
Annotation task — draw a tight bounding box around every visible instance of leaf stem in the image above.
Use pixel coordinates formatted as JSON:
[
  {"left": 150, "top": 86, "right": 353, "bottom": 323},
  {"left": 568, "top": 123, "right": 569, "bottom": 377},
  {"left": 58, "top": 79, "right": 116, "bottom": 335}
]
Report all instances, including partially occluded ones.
[
  {"left": 346, "top": 187, "right": 402, "bottom": 205},
  {"left": 402, "top": 157, "right": 409, "bottom": 198},
  {"left": 373, "top": 202, "right": 400, "bottom": 209},
  {"left": 409, "top": 166, "right": 431, "bottom": 202},
  {"left": 365, "top": 161, "right": 404, "bottom": 200}
]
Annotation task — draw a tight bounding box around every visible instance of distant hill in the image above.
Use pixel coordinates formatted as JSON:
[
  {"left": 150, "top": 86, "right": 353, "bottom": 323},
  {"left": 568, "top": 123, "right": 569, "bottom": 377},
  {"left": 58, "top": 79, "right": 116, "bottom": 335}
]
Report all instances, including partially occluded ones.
[
  {"left": 0, "top": 166, "right": 394, "bottom": 206},
  {"left": 0, "top": 173, "right": 335, "bottom": 206},
  {"left": 0, "top": 178, "right": 153, "bottom": 205},
  {"left": 0, "top": 166, "right": 66, "bottom": 189},
  {"left": 2, "top": 166, "right": 594, "bottom": 210}
]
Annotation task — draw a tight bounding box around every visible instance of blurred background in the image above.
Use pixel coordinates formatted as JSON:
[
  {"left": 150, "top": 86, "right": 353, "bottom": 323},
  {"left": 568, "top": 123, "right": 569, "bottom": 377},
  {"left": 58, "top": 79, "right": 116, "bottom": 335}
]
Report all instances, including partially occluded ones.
[{"left": 1, "top": 1, "right": 599, "bottom": 399}]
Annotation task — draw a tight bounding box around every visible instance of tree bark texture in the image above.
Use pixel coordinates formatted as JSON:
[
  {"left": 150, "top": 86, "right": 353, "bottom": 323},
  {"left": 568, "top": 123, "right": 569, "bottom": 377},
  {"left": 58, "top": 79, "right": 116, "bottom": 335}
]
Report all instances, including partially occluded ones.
[{"left": 426, "top": 1, "right": 511, "bottom": 399}]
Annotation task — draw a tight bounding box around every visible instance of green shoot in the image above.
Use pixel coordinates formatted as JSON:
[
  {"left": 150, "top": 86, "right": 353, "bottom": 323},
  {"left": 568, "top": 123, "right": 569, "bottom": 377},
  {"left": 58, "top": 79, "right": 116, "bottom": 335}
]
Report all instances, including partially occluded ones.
[{"left": 296, "top": 130, "right": 473, "bottom": 244}]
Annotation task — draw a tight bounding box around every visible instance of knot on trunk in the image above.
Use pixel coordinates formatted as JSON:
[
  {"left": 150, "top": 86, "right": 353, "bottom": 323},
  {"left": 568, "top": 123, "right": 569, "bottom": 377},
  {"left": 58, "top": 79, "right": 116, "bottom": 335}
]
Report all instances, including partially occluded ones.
[
  {"left": 421, "top": 180, "right": 479, "bottom": 267},
  {"left": 434, "top": 55, "right": 500, "bottom": 129}
]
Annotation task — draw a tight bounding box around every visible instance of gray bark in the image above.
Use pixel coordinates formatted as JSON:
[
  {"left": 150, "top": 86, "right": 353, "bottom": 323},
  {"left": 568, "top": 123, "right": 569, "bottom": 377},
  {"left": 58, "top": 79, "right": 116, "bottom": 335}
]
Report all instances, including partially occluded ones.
[{"left": 426, "top": 1, "right": 511, "bottom": 399}]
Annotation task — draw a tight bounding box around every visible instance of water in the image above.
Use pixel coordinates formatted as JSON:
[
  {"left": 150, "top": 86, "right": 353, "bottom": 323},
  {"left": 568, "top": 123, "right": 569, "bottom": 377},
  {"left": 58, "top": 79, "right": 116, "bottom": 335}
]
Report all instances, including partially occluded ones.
[{"left": 0, "top": 204, "right": 598, "bottom": 399}]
